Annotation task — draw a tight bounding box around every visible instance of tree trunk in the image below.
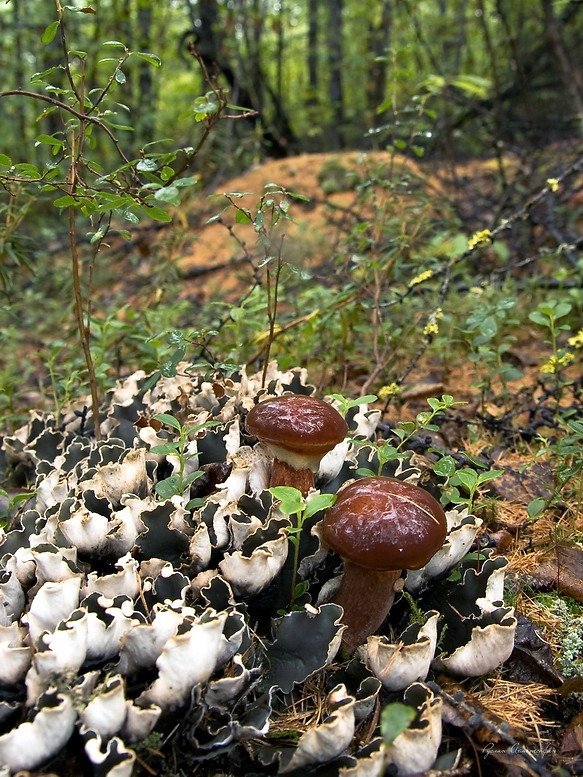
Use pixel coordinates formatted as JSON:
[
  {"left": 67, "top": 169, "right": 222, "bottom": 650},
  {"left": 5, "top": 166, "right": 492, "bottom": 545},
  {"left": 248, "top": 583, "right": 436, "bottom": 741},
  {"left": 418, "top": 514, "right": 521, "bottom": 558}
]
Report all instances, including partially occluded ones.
[
  {"left": 542, "top": 0, "right": 583, "bottom": 136},
  {"left": 367, "top": 0, "right": 391, "bottom": 129},
  {"left": 307, "top": 0, "right": 319, "bottom": 107},
  {"left": 327, "top": 0, "right": 344, "bottom": 148},
  {"left": 135, "top": 0, "right": 156, "bottom": 150},
  {"left": 12, "top": 0, "right": 28, "bottom": 160}
]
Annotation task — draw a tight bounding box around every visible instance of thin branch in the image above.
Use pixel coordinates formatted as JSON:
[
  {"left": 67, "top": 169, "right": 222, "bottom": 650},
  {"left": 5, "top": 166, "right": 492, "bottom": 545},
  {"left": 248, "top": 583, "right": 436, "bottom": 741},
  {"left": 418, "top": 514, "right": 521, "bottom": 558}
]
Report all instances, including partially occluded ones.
[{"left": 0, "top": 89, "right": 132, "bottom": 166}]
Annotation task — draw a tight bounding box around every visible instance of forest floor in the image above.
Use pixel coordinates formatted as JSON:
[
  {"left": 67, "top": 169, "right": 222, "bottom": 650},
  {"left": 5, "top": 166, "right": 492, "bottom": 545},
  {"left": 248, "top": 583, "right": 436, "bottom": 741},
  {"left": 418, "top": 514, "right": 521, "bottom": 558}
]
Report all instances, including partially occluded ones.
[
  {"left": 110, "top": 150, "right": 583, "bottom": 770},
  {"left": 1, "top": 148, "right": 582, "bottom": 774}
]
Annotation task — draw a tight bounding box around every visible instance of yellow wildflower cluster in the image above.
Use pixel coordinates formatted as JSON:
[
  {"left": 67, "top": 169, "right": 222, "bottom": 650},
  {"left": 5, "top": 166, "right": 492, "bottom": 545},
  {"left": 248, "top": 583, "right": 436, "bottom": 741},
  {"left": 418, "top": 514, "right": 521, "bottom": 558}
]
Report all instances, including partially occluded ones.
[
  {"left": 467, "top": 229, "right": 492, "bottom": 250},
  {"left": 423, "top": 321, "right": 439, "bottom": 337},
  {"left": 567, "top": 328, "right": 583, "bottom": 349},
  {"left": 540, "top": 352, "right": 575, "bottom": 374},
  {"left": 378, "top": 383, "right": 401, "bottom": 401},
  {"left": 546, "top": 178, "right": 560, "bottom": 193},
  {"left": 409, "top": 269, "right": 434, "bottom": 287},
  {"left": 422, "top": 308, "right": 443, "bottom": 338}
]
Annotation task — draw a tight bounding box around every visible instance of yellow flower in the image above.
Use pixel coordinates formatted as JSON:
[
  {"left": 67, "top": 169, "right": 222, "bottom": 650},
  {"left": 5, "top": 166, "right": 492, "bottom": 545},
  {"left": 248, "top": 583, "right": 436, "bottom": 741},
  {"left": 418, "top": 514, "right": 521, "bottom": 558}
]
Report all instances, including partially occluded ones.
[
  {"left": 469, "top": 286, "right": 484, "bottom": 296},
  {"left": 435, "top": 307, "right": 444, "bottom": 320},
  {"left": 540, "top": 352, "right": 574, "bottom": 374},
  {"left": 378, "top": 383, "right": 401, "bottom": 401},
  {"left": 423, "top": 321, "right": 439, "bottom": 337},
  {"left": 546, "top": 178, "right": 560, "bottom": 193},
  {"left": 468, "top": 229, "right": 492, "bottom": 250},
  {"left": 409, "top": 269, "right": 433, "bottom": 287},
  {"left": 568, "top": 329, "right": 583, "bottom": 349}
]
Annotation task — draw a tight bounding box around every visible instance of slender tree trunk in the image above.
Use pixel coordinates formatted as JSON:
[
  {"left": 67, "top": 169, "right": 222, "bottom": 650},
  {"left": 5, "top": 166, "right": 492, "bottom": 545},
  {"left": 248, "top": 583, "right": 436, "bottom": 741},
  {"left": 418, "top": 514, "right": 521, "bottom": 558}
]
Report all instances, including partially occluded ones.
[
  {"left": 542, "top": 0, "right": 583, "bottom": 136},
  {"left": 135, "top": 0, "right": 156, "bottom": 150},
  {"left": 327, "top": 0, "right": 344, "bottom": 148},
  {"left": 12, "top": 0, "right": 28, "bottom": 160},
  {"left": 367, "top": 0, "right": 391, "bottom": 129},
  {"left": 307, "top": 0, "right": 319, "bottom": 107},
  {"left": 276, "top": 0, "right": 284, "bottom": 107}
]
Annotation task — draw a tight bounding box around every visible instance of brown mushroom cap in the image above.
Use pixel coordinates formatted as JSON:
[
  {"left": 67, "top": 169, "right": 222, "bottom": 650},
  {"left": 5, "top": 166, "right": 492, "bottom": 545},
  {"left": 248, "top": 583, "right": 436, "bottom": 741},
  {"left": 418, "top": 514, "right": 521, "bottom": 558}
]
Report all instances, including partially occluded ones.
[
  {"left": 246, "top": 395, "right": 348, "bottom": 457},
  {"left": 321, "top": 476, "right": 447, "bottom": 571}
]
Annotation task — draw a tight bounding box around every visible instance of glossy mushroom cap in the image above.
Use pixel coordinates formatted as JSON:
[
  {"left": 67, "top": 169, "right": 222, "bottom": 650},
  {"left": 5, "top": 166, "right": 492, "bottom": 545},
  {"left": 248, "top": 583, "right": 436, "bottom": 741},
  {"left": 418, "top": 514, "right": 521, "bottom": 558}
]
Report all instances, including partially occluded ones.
[
  {"left": 321, "top": 476, "right": 447, "bottom": 571},
  {"left": 246, "top": 395, "right": 348, "bottom": 464}
]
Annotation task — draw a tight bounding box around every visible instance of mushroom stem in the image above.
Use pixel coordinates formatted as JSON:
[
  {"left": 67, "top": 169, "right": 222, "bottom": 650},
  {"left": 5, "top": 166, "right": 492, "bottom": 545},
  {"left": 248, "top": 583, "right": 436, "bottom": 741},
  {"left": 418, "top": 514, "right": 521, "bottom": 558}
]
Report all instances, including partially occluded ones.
[
  {"left": 270, "top": 458, "right": 314, "bottom": 497},
  {"left": 333, "top": 561, "right": 401, "bottom": 652}
]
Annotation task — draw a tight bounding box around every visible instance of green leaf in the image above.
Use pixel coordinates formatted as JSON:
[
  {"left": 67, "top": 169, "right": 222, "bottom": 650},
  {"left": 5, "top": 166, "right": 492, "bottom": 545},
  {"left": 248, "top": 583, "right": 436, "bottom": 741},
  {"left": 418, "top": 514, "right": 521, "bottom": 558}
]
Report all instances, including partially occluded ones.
[
  {"left": 53, "top": 195, "right": 76, "bottom": 208},
  {"left": 155, "top": 475, "right": 181, "bottom": 499},
  {"left": 451, "top": 468, "right": 478, "bottom": 492},
  {"left": 41, "top": 21, "right": 60, "bottom": 45},
  {"left": 35, "top": 134, "right": 63, "bottom": 148},
  {"left": 150, "top": 442, "right": 180, "bottom": 455},
  {"left": 235, "top": 209, "right": 252, "bottom": 224},
  {"left": 356, "top": 467, "right": 376, "bottom": 477},
  {"left": 135, "top": 51, "right": 162, "bottom": 67},
  {"left": 141, "top": 370, "right": 161, "bottom": 392},
  {"left": 380, "top": 703, "right": 417, "bottom": 746},
  {"left": 433, "top": 456, "right": 457, "bottom": 478},
  {"left": 186, "top": 497, "right": 206, "bottom": 510},
  {"left": 136, "top": 157, "right": 158, "bottom": 173},
  {"left": 144, "top": 205, "right": 172, "bottom": 222},
  {"left": 528, "top": 311, "right": 549, "bottom": 327},
  {"left": 153, "top": 413, "right": 182, "bottom": 431},
  {"left": 527, "top": 497, "right": 546, "bottom": 520},
  {"left": 554, "top": 302, "right": 572, "bottom": 319},
  {"left": 183, "top": 471, "right": 204, "bottom": 488},
  {"left": 304, "top": 493, "right": 337, "bottom": 520},
  {"left": 102, "top": 40, "right": 126, "bottom": 48},
  {"left": 268, "top": 486, "right": 304, "bottom": 516},
  {"left": 153, "top": 185, "right": 180, "bottom": 204},
  {"left": 0, "top": 154, "right": 12, "bottom": 166},
  {"left": 476, "top": 469, "right": 503, "bottom": 484},
  {"left": 115, "top": 69, "right": 126, "bottom": 84}
]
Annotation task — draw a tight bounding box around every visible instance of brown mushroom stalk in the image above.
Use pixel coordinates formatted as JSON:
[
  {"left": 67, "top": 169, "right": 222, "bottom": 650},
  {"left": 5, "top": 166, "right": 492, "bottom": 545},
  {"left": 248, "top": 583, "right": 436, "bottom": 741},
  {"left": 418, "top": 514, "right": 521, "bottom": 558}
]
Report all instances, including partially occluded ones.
[
  {"left": 246, "top": 395, "right": 348, "bottom": 497},
  {"left": 321, "top": 477, "right": 447, "bottom": 652},
  {"left": 333, "top": 562, "right": 402, "bottom": 652}
]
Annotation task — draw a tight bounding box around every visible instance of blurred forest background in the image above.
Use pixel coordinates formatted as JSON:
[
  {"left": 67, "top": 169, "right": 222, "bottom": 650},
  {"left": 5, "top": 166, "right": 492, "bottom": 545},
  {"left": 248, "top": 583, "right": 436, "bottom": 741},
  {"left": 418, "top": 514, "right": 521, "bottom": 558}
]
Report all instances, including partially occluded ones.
[
  {"left": 0, "top": 0, "right": 581, "bottom": 426},
  {"left": 2, "top": 0, "right": 583, "bottom": 170}
]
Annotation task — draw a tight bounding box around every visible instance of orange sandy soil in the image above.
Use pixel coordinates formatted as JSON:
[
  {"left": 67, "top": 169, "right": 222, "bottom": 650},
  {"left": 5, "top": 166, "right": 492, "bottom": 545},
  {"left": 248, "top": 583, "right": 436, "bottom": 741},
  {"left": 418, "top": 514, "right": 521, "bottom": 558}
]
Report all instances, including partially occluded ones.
[{"left": 138, "top": 151, "right": 450, "bottom": 300}]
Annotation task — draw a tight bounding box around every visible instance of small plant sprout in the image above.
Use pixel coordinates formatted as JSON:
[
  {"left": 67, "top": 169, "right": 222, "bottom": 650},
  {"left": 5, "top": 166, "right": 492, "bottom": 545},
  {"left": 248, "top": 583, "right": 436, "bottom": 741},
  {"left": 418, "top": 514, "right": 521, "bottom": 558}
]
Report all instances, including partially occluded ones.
[
  {"left": 526, "top": 418, "right": 583, "bottom": 521},
  {"left": 0, "top": 487, "right": 34, "bottom": 529},
  {"left": 433, "top": 456, "right": 502, "bottom": 513},
  {"left": 325, "top": 393, "right": 378, "bottom": 417},
  {"left": 268, "top": 486, "right": 337, "bottom": 608},
  {"left": 358, "top": 395, "right": 465, "bottom": 477},
  {"left": 150, "top": 413, "right": 220, "bottom": 505},
  {"left": 529, "top": 300, "right": 574, "bottom": 391}
]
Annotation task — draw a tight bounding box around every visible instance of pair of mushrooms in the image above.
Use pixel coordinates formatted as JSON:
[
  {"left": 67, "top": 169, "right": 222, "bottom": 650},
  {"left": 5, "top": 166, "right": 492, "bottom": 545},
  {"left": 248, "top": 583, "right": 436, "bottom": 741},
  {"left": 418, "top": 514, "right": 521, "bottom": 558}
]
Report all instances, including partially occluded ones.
[{"left": 247, "top": 395, "right": 447, "bottom": 651}]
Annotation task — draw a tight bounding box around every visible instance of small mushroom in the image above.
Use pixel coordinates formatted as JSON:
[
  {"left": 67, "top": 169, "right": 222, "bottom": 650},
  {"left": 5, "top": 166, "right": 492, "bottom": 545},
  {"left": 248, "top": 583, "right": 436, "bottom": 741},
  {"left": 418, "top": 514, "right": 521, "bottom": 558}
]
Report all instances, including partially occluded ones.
[
  {"left": 321, "top": 477, "right": 447, "bottom": 651},
  {"left": 246, "top": 395, "right": 348, "bottom": 496}
]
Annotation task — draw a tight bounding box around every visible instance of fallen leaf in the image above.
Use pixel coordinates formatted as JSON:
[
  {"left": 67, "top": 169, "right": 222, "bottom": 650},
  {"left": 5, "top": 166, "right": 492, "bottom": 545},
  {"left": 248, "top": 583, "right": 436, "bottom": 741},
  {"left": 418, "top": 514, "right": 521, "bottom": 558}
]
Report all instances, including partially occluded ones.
[{"left": 531, "top": 544, "right": 583, "bottom": 603}]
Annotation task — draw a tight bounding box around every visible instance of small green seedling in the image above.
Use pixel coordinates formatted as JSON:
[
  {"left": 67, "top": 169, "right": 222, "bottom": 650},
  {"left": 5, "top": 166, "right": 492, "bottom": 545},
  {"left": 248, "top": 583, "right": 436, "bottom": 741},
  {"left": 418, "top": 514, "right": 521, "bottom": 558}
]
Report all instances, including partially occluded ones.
[
  {"left": 268, "top": 486, "right": 337, "bottom": 608},
  {"left": 150, "top": 413, "right": 221, "bottom": 506},
  {"left": 433, "top": 456, "right": 502, "bottom": 512}
]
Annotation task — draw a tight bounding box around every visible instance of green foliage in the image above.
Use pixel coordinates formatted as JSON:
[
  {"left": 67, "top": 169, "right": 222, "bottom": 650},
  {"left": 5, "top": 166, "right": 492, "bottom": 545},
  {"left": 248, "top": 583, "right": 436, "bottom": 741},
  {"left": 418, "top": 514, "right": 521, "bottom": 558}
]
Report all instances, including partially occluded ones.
[
  {"left": 0, "top": 488, "right": 34, "bottom": 529},
  {"left": 380, "top": 702, "right": 417, "bottom": 746},
  {"left": 526, "top": 418, "right": 583, "bottom": 521},
  {"left": 433, "top": 459, "right": 503, "bottom": 513},
  {"left": 268, "top": 487, "right": 337, "bottom": 609},
  {"left": 150, "top": 414, "right": 220, "bottom": 505}
]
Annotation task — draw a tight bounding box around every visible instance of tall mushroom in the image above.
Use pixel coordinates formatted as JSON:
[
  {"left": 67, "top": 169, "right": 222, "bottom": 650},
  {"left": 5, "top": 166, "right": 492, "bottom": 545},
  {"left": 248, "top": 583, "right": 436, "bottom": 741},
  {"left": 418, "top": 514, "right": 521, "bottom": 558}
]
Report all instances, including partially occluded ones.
[
  {"left": 246, "top": 395, "right": 348, "bottom": 497},
  {"left": 321, "top": 476, "right": 447, "bottom": 652}
]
